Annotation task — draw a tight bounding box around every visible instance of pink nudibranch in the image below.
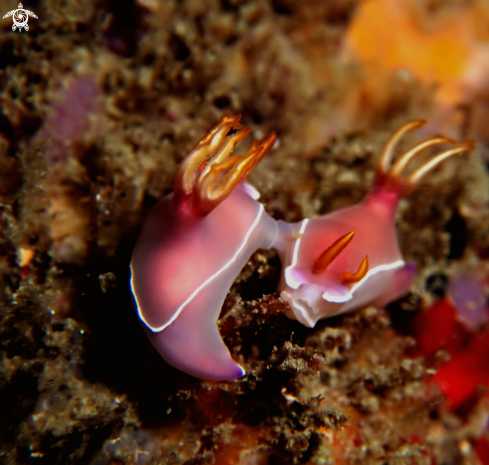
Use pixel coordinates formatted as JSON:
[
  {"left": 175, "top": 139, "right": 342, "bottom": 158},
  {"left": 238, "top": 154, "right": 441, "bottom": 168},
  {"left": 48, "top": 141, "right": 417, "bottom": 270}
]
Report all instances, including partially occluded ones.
[
  {"left": 130, "top": 114, "right": 473, "bottom": 381},
  {"left": 130, "top": 114, "right": 278, "bottom": 380},
  {"left": 276, "top": 121, "right": 473, "bottom": 327}
]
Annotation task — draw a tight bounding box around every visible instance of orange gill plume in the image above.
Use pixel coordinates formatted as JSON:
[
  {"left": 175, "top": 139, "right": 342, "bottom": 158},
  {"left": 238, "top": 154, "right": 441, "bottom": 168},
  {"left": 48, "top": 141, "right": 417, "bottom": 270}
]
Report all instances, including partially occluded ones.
[
  {"left": 374, "top": 120, "right": 474, "bottom": 196},
  {"left": 173, "top": 113, "right": 277, "bottom": 215}
]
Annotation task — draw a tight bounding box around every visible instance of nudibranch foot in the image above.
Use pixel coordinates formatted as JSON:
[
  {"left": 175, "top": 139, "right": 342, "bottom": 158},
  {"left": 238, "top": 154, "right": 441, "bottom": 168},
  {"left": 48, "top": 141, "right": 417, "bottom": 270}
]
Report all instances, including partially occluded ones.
[{"left": 131, "top": 115, "right": 278, "bottom": 380}]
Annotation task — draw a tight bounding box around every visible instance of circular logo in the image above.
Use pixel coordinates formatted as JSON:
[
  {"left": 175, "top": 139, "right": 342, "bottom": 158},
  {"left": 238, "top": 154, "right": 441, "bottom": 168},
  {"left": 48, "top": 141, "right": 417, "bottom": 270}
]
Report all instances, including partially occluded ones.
[
  {"left": 12, "top": 8, "right": 28, "bottom": 31},
  {"left": 3, "top": 3, "right": 37, "bottom": 32}
]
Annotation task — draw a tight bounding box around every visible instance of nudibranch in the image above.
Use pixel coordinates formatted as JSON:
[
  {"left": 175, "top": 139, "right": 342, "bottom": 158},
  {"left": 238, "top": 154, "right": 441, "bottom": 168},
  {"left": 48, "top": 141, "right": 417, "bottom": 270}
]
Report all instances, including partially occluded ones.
[
  {"left": 275, "top": 120, "right": 474, "bottom": 327},
  {"left": 131, "top": 113, "right": 473, "bottom": 381},
  {"left": 130, "top": 114, "right": 278, "bottom": 380}
]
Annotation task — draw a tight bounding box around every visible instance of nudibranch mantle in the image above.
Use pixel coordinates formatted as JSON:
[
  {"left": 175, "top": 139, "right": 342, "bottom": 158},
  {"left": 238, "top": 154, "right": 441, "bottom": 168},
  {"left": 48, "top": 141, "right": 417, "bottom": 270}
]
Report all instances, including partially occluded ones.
[
  {"left": 130, "top": 184, "right": 274, "bottom": 332},
  {"left": 275, "top": 191, "right": 408, "bottom": 328},
  {"left": 274, "top": 120, "right": 473, "bottom": 328}
]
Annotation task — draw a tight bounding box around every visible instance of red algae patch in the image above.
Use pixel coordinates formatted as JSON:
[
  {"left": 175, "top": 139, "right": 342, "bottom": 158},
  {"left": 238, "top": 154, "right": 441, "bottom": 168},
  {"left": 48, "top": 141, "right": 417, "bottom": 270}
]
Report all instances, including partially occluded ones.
[
  {"left": 433, "top": 330, "right": 489, "bottom": 409},
  {"left": 409, "top": 297, "right": 469, "bottom": 358},
  {"left": 477, "top": 435, "right": 489, "bottom": 465},
  {"left": 409, "top": 295, "right": 489, "bottom": 409}
]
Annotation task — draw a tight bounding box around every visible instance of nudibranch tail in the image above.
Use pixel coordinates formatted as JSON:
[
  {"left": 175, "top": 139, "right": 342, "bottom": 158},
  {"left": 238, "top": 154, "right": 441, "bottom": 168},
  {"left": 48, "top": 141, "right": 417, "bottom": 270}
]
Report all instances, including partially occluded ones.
[
  {"left": 143, "top": 258, "right": 248, "bottom": 381},
  {"left": 341, "top": 255, "right": 369, "bottom": 285},
  {"left": 173, "top": 113, "right": 276, "bottom": 215},
  {"left": 374, "top": 120, "right": 473, "bottom": 196},
  {"left": 313, "top": 231, "right": 355, "bottom": 274}
]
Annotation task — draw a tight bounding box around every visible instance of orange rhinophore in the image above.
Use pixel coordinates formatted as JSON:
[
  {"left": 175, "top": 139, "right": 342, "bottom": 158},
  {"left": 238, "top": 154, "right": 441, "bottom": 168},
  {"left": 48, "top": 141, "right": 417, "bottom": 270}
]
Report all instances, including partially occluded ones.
[
  {"left": 313, "top": 231, "right": 355, "bottom": 274},
  {"left": 341, "top": 256, "right": 369, "bottom": 285}
]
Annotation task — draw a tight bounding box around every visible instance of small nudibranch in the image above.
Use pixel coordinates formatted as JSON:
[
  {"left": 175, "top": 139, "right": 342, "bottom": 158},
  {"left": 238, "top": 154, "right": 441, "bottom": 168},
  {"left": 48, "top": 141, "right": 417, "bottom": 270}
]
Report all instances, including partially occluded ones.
[
  {"left": 130, "top": 114, "right": 278, "bottom": 380},
  {"left": 275, "top": 121, "right": 474, "bottom": 328}
]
